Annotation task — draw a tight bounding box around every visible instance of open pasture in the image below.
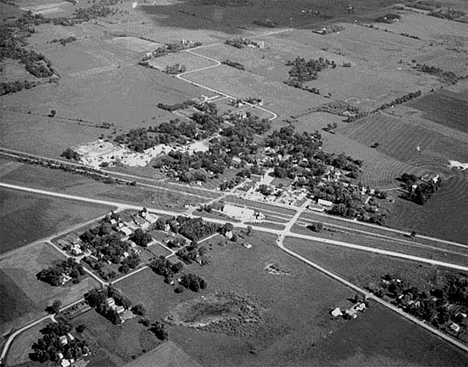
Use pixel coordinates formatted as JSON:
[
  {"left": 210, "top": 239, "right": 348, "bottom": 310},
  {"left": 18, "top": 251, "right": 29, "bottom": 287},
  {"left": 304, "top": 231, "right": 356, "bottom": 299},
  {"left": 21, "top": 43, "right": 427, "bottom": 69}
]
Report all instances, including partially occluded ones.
[
  {"left": 0, "top": 109, "right": 104, "bottom": 159},
  {"left": 71, "top": 310, "right": 159, "bottom": 367},
  {"left": 0, "top": 243, "right": 99, "bottom": 336},
  {"left": 181, "top": 64, "right": 323, "bottom": 127},
  {"left": 307, "top": 301, "right": 468, "bottom": 367},
  {"left": 369, "top": 10, "right": 468, "bottom": 48},
  {"left": 148, "top": 50, "right": 215, "bottom": 72},
  {"left": 407, "top": 89, "right": 468, "bottom": 133},
  {"left": 0, "top": 186, "right": 112, "bottom": 255},
  {"left": 123, "top": 341, "right": 203, "bottom": 367},
  {"left": 120, "top": 230, "right": 359, "bottom": 367}
]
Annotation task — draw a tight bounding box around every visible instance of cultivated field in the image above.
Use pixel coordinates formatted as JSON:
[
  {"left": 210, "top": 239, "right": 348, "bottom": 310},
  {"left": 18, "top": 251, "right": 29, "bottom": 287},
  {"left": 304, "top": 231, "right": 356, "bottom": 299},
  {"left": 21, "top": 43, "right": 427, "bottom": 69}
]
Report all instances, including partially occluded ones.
[
  {"left": 407, "top": 89, "right": 468, "bottom": 133},
  {"left": 0, "top": 243, "right": 99, "bottom": 336},
  {"left": 0, "top": 187, "right": 112, "bottom": 255}
]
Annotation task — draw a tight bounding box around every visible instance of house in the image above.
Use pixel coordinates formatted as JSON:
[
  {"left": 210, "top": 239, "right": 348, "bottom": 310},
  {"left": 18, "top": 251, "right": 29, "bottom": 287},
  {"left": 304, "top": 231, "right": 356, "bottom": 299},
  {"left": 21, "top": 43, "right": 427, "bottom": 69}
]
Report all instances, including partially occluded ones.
[
  {"left": 345, "top": 309, "right": 357, "bottom": 319},
  {"left": 71, "top": 244, "right": 82, "bottom": 256},
  {"left": 450, "top": 323, "right": 461, "bottom": 332},
  {"left": 116, "top": 305, "right": 125, "bottom": 314},
  {"left": 225, "top": 230, "right": 233, "bottom": 240},
  {"left": 106, "top": 298, "right": 116, "bottom": 308},
  {"left": 61, "top": 274, "right": 72, "bottom": 285},
  {"left": 317, "top": 199, "right": 333, "bottom": 208},
  {"left": 331, "top": 307, "right": 343, "bottom": 317},
  {"left": 67, "top": 333, "right": 75, "bottom": 341},
  {"left": 119, "top": 226, "right": 133, "bottom": 237},
  {"left": 142, "top": 212, "right": 158, "bottom": 224},
  {"left": 134, "top": 216, "right": 149, "bottom": 229},
  {"left": 308, "top": 203, "right": 325, "bottom": 212},
  {"left": 352, "top": 302, "right": 366, "bottom": 312},
  {"left": 242, "top": 243, "right": 252, "bottom": 249},
  {"left": 61, "top": 360, "right": 71, "bottom": 367},
  {"left": 59, "top": 335, "right": 68, "bottom": 345}
]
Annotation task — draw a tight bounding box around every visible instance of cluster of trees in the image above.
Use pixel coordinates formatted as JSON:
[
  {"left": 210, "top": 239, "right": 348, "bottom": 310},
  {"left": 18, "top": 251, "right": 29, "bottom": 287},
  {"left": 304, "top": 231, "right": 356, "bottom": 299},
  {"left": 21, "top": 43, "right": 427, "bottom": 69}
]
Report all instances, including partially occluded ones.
[
  {"left": 307, "top": 221, "right": 324, "bottom": 232},
  {"left": 415, "top": 64, "right": 458, "bottom": 84},
  {"left": 177, "top": 216, "right": 221, "bottom": 241},
  {"left": 399, "top": 173, "right": 443, "bottom": 205},
  {"left": 157, "top": 100, "right": 197, "bottom": 112},
  {"left": 224, "top": 112, "right": 271, "bottom": 137},
  {"left": 225, "top": 37, "right": 260, "bottom": 48},
  {"left": 176, "top": 242, "right": 209, "bottom": 265},
  {"left": 345, "top": 90, "right": 422, "bottom": 122},
  {"left": 0, "top": 79, "right": 40, "bottom": 96},
  {"left": 82, "top": 257, "right": 117, "bottom": 281},
  {"left": 179, "top": 273, "right": 207, "bottom": 292},
  {"left": 371, "top": 273, "right": 467, "bottom": 332},
  {"left": 165, "top": 63, "right": 186, "bottom": 74},
  {"left": 29, "top": 320, "right": 89, "bottom": 363},
  {"left": 312, "top": 101, "right": 361, "bottom": 117},
  {"left": 150, "top": 320, "right": 168, "bottom": 340},
  {"left": 286, "top": 57, "right": 336, "bottom": 84},
  {"left": 50, "top": 36, "right": 77, "bottom": 45},
  {"left": 37, "top": 258, "right": 85, "bottom": 286},
  {"left": 73, "top": 1, "right": 120, "bottom": 21},
  {"left": 150, "top": 256, "right": 184, "bottom": 281},
  {"left": 130, "top": 228, "right": 152, "bottom": 247},
  {"left": 429, "top": 9, "right": 465, "bottom": 20},
  {"left": 84, "top": 285, "right": 132, "bottom": 324},
  {"left": 252, "top": 19, "right": 278, "bottom": 28},
  {"left": 80, "top": 224, "right": 131, "bottom": 263},
  {"left": 221, "top": 59, "right": 245, "bottom": 70},
  {"left": 60, "top": 148, "right": 81, "bottom": 160},
  {"left": 375, "top": 13, "right": 401, "bottom": 23}
]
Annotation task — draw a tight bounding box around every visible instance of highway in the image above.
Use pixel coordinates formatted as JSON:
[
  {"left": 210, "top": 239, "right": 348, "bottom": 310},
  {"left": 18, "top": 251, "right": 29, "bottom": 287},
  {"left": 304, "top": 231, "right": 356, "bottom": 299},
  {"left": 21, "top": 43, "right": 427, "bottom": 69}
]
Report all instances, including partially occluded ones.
[{"left": 1, "top": 179, "right": 468, "bottom": 362}]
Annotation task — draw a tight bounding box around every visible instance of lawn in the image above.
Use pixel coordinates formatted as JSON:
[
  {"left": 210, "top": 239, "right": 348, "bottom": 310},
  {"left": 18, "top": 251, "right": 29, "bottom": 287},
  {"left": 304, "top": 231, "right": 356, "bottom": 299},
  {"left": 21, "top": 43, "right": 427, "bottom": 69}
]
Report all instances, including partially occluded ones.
[
  {"left": 0, "top": 243, "right": 99, "bottom": 336},
  {"left": 0, "top": 187, "right": 113, "bottom": 255}
]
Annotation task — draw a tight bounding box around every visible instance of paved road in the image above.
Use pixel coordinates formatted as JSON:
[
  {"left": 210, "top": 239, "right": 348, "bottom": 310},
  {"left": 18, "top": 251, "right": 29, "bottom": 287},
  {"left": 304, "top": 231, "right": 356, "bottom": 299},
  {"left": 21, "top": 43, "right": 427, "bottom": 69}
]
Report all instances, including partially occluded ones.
[{"left": 2, "top": 181, "right": 468, "bottom": 362}]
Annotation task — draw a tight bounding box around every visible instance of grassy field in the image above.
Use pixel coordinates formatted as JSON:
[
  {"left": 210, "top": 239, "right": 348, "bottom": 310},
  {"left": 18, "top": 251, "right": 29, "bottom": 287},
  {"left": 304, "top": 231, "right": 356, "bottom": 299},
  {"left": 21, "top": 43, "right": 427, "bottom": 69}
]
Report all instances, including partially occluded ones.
[
  {"left": 301, "top": 301, "right": 468, "bottom": 367},
  {"left": 70, "top": 310, "right": 160, "bottom": 367},
  {"left": 123, "top": 341, "right": 203, "bottom": 367},
  {"left": 291, "top": 223, "right": 468, "bottom": 267},
  {"left": 284, "top": 236, "right": 467, "bottom": 293},
  {"left": 118, "top": 230, "right": 357, "bottom": 367},
  {"left": 0, "top": 163, "right": 200, "bottom": 211},
  {"left": 0, "top": 243, "right": 99, "bottom": 337},
  {"left": 5, "top": 319, "right": 50, "bottom": 366},
  {"left": 0, "top": 187, "right": 113, "bottom": 255}
]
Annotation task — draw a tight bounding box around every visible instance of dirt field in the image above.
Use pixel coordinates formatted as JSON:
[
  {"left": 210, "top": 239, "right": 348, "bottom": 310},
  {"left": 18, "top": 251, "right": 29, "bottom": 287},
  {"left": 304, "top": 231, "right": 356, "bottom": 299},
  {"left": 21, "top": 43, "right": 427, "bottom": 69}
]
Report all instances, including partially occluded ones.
[
  {"left": 0, "top": 242, "right": 99, "bottom": 337},
  {"left": 0, "top": 186, "right": 112, "bottom": 255}
]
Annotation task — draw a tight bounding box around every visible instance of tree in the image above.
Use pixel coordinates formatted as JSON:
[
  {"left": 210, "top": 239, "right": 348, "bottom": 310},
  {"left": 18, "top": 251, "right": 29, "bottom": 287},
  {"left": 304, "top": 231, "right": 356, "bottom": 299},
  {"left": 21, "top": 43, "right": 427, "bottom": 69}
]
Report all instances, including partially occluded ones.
[
  {"left": 246, "top": 225, "right": 252, "bottom": 236},
  {"left": 49, "top": 109, "right": 56, "bottom": 117},
  {"left": 131, "top": 304, "right": 147, "bottom": 316},
  {"left": 47, "top": 300, "right": 62, "bottom": 314}
]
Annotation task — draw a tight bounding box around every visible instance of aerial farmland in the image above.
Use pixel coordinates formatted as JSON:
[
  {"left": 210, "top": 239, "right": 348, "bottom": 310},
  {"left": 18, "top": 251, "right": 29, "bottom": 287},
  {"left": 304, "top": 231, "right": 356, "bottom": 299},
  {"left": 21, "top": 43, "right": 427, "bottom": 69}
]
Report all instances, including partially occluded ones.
[{"left": 1, "top": 0, "right": 467, "bottom": 366}]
